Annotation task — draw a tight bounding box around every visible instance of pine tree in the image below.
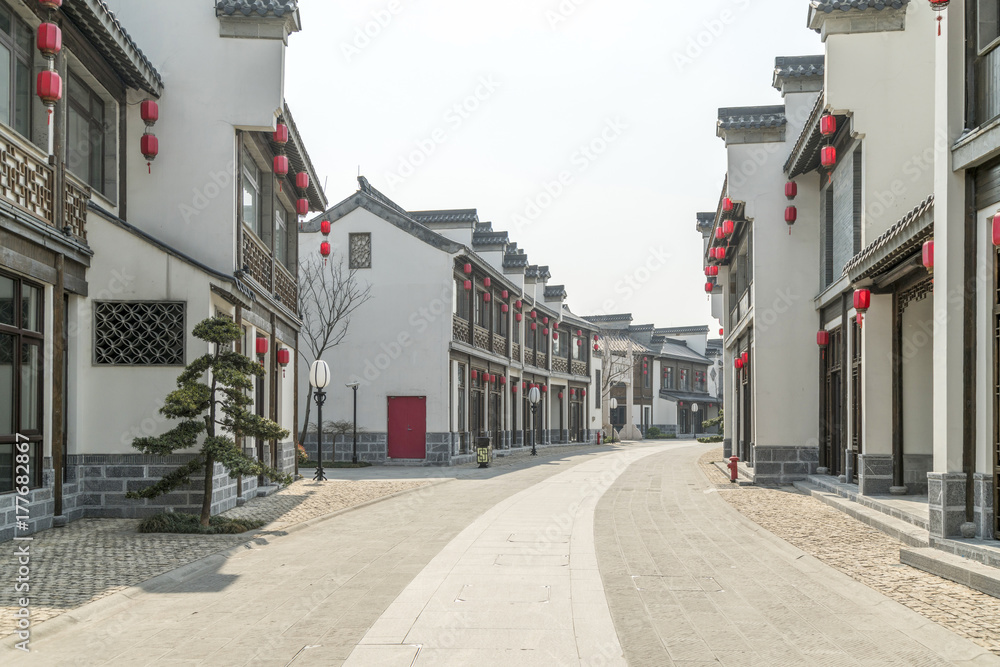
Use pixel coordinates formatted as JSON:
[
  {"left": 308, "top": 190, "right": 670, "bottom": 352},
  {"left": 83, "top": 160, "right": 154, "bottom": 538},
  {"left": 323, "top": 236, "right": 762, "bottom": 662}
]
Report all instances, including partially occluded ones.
[{"left": 126, "top": 316, "right": 291, "bottom": 526}]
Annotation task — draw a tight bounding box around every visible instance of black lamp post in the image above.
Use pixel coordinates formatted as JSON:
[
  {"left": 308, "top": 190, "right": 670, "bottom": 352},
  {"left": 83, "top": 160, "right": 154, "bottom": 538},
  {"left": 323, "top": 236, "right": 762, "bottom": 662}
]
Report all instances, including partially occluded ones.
[
  {"left": 528, "top": 385, "right": 541, "bottom": 456},
  {"left": 347, "top": 381, "right": 360, "bottom": 464},
  {"left": 309, "top": 360, "right": 331, "bottom": 482}
]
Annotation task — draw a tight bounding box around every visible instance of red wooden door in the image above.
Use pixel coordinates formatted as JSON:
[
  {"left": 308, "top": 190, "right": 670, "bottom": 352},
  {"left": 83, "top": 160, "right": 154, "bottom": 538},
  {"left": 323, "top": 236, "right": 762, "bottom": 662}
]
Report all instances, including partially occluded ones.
[{"left": 388, "top": 396, "right": 426, "bottom": 459}]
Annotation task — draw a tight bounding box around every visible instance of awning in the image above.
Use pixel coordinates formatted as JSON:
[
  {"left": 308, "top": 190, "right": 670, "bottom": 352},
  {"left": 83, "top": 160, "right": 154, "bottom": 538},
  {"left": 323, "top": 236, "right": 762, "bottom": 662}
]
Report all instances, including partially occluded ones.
[{"left": 844, "top": 195, "right": 933, "bottom": 284}]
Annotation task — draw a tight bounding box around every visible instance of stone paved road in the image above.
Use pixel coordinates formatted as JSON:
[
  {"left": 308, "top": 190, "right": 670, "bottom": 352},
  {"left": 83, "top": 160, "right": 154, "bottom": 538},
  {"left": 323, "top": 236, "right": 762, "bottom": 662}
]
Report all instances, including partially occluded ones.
[
  {"left": 597, "top": 444, "right": 1000, "bottom": 666},
  {"left": 698, "top": 448, "right": 1000, "bottom": 658}
]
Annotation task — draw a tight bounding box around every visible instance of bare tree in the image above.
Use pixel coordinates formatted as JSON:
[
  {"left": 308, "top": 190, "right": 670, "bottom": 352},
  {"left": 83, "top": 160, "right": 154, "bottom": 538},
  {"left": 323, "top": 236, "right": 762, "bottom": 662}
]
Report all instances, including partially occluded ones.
[{"left": 298, "top": 253, "right": 373, "bottom": 445}]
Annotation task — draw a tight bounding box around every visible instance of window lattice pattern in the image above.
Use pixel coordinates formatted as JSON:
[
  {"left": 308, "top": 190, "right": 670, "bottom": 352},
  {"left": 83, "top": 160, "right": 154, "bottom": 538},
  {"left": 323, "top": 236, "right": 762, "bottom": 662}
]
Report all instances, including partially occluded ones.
[
  {"left": 95, "top": 302, "right": 185, "bottom": 365},
  {"left": 350, "top": 233, "right": 372, "bottom": 269}
]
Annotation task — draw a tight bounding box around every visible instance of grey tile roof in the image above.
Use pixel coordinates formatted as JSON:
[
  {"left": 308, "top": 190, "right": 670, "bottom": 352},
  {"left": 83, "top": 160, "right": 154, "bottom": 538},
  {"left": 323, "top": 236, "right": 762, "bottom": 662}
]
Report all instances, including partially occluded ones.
[
  {"left": 409, "top": 209, "right": 479, "bottom": 225},
  {"left": 473, "top": 223, "right": 508, "bottom": 247},
  {"left": 583, "top": 314, "right": 633, "bottom": 323},
  {"left": 503, "top": 245, "right": 528, "bottom": 269},
  {"left": 525, "top": 265, "right": 551, "bottom": 280},
  {"left": 659, "top": 390, "right": 718, "bottom": 405},
  {"left": 61, "top": 0, "right": 163, "bottom": 96},
  {"left": 784, "top": 91, "right": 828, "bottom": 177},
  {"left": 357, "top": 176, "right": 409, "bottom": 218},
  {"left": 216, "top": 0, "right": 299, "bottom": 17},
  {"left": 717, "top": 106, "right": 786, "bottom": 131},
  {"left": 544, "top": 285, "right": 567, "bottom": 299},
  {"left": 601, "top": 334, "right": 652, "bottom": 356},
  {"left": 844, "top": 195, "right": 933, "bottom": 281},
  {"left": 656, "top": 325, "right": 710, "bottom": 336},
  {"left": 656, "top": 339, "right": 711, "bottom": 365},
  {"left": 773, "top": 55, "right": 824, "bottom": 91},
  {"left": 810, "top": 0, "right": 908, "bottom": 12}
]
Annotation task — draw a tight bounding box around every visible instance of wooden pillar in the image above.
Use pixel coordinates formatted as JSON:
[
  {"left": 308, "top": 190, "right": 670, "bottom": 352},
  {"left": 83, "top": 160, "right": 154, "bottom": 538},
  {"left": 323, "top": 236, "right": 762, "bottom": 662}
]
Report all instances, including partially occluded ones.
[
  {"left": 892, "top": 292, "right": 904, "bottom": 488},
  {"left": 841, "top": 292, "right": 850, "bottom": 479},
  {"left": 234, "top": 304, "right": 243, "bottom": 498},
  {"left": 51, "top": 255, "right": 64, "bottom": 516},
  {"left": 269, "top": 313, "right": 277, "bottom": 471}
]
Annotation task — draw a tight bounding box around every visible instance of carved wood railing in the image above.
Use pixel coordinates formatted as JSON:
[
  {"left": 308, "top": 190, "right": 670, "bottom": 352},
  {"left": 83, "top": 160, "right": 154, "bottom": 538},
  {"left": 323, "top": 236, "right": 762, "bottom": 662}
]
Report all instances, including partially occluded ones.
[
  {"left": 243, "top": 232, "right": 272, "bottom": 291},
  {"left": 493, "top": 333, "right": 506, "bottom": 356},
  {"left": 572, "top": 360, "right": 588, "bottom": 376},
  {"left": 453, "top": 318, "right": 471, "bottom": 344},
  {"left": 512, "top": 343, "right": 520, "bottom": 361},
  {"left": 0, "top": 133, "right": 54, "bottom": 227},
  {"left": 63, "top": 169, "right": 91, "bottom": 242},
  {"left": 537, "top": 352, "right": 546, "bottom": 368},
  {"left": 473, "top": 325, "right": 490, "bottom": 350},
  {"left": 275, "top": 263, "right": 297, "bottom": 313},
  {"left": 553, "top": 357, "right": 568, "bottom": 374}
]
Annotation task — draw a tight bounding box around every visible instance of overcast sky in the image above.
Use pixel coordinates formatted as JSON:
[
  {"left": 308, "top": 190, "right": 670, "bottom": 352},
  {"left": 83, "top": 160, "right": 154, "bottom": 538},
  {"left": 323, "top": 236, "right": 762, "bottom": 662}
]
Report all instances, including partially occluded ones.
[{"left": 284, "top": 0, "right": 822, "bottom": 331}]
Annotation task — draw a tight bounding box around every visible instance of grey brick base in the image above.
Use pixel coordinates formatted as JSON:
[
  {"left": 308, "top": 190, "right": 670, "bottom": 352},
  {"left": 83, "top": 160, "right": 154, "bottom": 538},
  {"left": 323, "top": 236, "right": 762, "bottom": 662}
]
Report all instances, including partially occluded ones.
[
  {"left": 751, "top": 446, "right": 819, "bottom": 485},
  {"left": 974, "top": 472, "right": 994, "bottom": 541},
  {"left": 928, "top": 472, "right": 969, "bottom": 539},
  {"left": 858, "top": 454, "right": 893, "bottom": 496},
  {"left": 723, "top": 438, "right": 732, "bottom": 459},
  {"left": 903, "top": 454, "right": 932, "bottom": 495}
]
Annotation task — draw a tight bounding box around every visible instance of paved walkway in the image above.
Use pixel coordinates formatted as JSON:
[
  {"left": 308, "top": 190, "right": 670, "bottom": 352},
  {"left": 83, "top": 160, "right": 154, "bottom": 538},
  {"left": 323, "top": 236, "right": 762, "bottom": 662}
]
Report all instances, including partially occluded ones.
[
  {"left": 597, "top": 445, "right": 1000, "bottom": 666},
  {"left": 4, "top": 444, "right": 625, "bottom": 666}
]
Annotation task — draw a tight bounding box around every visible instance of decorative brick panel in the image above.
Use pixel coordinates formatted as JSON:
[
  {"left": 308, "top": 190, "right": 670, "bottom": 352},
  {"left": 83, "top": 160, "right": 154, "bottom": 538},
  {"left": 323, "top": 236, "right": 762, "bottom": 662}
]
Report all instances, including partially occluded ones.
[
  {"left": 453, "top": 318, "right": 471, "bottom": 344},
  {"left": 63, "top": 169, "right": 90, "bottom": 241},
  {"left": 275, "top": 264, "right": 297, "bottom": 313},
  {"left": 553, "top": 357, "right": 568, "bottom": 373},
  {"left": 0, "top": 137, "right": 53, "bottom": 226},
  {"left": 474, "top": 325, "right": 490, "bottom": 350},
  {"left": 572, "top": 360, "right": 587, "bottom": 376},
  {"left": 243, "top": 232, "right": 272, "bottom": 290}
]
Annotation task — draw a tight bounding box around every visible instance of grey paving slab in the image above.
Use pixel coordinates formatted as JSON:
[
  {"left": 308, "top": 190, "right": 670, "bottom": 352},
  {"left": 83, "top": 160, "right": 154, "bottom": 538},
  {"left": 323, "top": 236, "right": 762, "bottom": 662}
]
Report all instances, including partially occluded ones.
[{"left": 596, "top": 444, "right": 1000, "bottom": 667}]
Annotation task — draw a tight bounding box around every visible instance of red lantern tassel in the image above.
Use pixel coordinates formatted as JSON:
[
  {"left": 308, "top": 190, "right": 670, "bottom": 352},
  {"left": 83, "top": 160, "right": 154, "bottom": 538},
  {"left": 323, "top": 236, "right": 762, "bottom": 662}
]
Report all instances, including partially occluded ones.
[
  {"left": 47, "top": 108, "right": 51, "bottom": 126},
  {"left": 147, "top": 161, "right": 151, "bottom": 174},
  {"left": 937, "top": 15, "right": 942, "bottom": 37}
]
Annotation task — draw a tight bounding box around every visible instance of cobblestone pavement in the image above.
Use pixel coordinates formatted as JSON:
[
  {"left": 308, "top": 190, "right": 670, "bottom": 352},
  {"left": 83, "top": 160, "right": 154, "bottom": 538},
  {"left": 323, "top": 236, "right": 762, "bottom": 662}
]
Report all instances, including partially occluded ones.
[
  {"left": 699, "top": 447, "right": 1000, "bottom": 658},
  {"left": 596, "top": 444, "right": 999, "bottom": 665},
  {"left": 0, "top": 477, "right": 427, "bottom": 639}
]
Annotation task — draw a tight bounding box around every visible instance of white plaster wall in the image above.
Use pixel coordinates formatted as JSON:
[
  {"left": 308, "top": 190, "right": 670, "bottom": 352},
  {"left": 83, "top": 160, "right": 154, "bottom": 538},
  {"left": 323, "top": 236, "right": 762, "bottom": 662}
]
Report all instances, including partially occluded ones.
[
  {"left": 976, "top": 206, "right": 994, "bottom": 475},
  {"left": 298, "top": 208, "right": 453, "bottom": 435},
  {"left": 901, "top": 294, "right": 933, "bottom": 457},
  {"left": 105, "top": 0, "right": 288, "bottom": 273},
  {"left": 862, "top": 294, "right": 893, "bottom": 456},
  {"left": 71, "top": 216, "right": 221, "bottom": 455},
  {"left": 825, "top": 5, "right": 936, "bottom": 241},
  {"left": 667, "top": 334, "right": 707, "bottom": 356}
]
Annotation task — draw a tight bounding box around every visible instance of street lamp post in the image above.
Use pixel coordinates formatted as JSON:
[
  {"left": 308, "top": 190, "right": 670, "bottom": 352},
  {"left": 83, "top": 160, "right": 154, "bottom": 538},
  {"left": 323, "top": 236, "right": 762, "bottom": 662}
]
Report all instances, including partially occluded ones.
[
  {"left": 528, "top": 385, "right": 541, "bottom": 456},
  {"left": 609, "top": 398, "right": 618, "bottom": 443},
  {"left": 692, "top": 403, "right": 700, "bottom": 436},
  {"left": 346, "top": 381, "right": 360, "bottom": 464},
  {"left": 309, "top": 360, "right": 331, "bottom": 482}
]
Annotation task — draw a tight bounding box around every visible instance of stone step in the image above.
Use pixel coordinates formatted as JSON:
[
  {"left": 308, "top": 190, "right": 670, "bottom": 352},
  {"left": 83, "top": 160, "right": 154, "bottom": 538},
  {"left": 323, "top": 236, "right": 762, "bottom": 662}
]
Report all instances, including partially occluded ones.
[
  {"left": 804, "top": 475, "right": 930, "bottom": 531},
  {"left": 901, "top": 547, "right": 1000, "bottom": 599},
  {"left": 792, "top": 480, "right": 930, "bottom": 548},
  {"left": 256, "top": 485, "right": 280, "bottom": 497}
]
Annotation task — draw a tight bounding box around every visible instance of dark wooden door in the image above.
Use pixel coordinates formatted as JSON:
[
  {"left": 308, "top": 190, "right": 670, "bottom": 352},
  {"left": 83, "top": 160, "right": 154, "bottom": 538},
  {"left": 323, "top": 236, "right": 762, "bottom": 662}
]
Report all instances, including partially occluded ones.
[{"left": 387, "top": 396, "right": 426, "bottom": 459}]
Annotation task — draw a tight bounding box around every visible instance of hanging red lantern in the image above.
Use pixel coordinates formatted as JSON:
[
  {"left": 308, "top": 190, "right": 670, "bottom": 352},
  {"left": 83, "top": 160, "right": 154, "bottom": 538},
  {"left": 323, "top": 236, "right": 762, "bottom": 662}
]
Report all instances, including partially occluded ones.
[
  {"left": 320, "top": 241, "right": 331, "bottom": 262},
  {"left": 594, "top": 334, "right": 598, "bottom": 342},
  {"left": 719, "top": 328, "right": 724, "bottom": 335},
  {"left": 500, "top": 376, "right": 506, "bottom": 385},
  {"left": 817, "top": 330, "right": 830, "bottom": 348},
  {"left": 553, "top": 332, "right": 559, "bottom": 341},
  {"left": 930, "top": 0, "right": 949, "bottom": 35},
  {"left": 463, "top": 263, "right": 472, "bottom": 274},
  {"left": 484, "top": 293, "right": 491, "bottom": 303},
  {"left": 542, "top": 317, "right": 549, "bottom": 325},
  {"left": 140, "top": 99, "right": 158, "bottom": 127},
  {"left": 516, "top": 313, "right": 523, "bottom": 322},
  {"left": 255, "top": 337, "right": 269, "bottom": 362},
  {"left": 277, "top": 348, "right": 290, "bottom": 377},
  {"left": 553, "top": 322, "right": 559, "bottom": 330},
  {"left": 543, "top": 327, "right": 549, "bottom": 336},
  {"left": 722, "top": 197, "right": 734, "bottom": 212},
  {"left": 36, "top": 23, "right": 61, "bottom": 58},
  {"left": 577, "top": 339, "right": 582, "bottom": 346},
  {"left": 581, "top": 389, "right": 586, "bottom": 397},
  {"left": 542, "top": 385, "right": 548, "bottom": 394},
  {"left": 723, "top": 219, "right": 735, "bottom": 237},
  {"left": 471, "top": 370, "right": 478, "bottom": 380},
  {"left": 785, "top": 181, "right": 797, "bottom": 200},
  {"left": 993, "top": 211, "right": 1000, "bottom": 248},
  {"left": 531, "top": 323, "right": 537, "bottom": 331},
  {"left": 502, "top": 304, "right": 509, "bottom": 313},
  {"left": 735, "top": 358, "right": 744, "bottom": 370},
  {"left": 36, "top": 70, "right": 61, "bottom": 106},
  {"left": 140, "top": 134, "right": 158, "bottom": 174},
  {"left": 594, "top": 343, "right": 599, "bottom": 352},
  {"left": 705, "top": 266, "right": 719, "bottom": 277},
  {"left": 501, "top": 290, "right": 509, "bottom": 299},
  {"left": 705, "top": 282, "right": 714, "bottom": 294},
  {"left": 570, "top": 389, "right": 576, "bottom": 397},
  {"left": 922, "top": 240, "right": 934, "bottom": 275},
  {"left": 296, "top": 172, "right": 309, "bottom": 190},
  {"left": 273, "top": 154, "right": 289, "bottom": 178},
  {"left": 853, "top": 288, "right": 871, "bottom": 314},
  {"left": 715, "top": 227, "right": 725, "bottom": 241},
  {"left": 320, "top": 220, "right": 331, "bottom": 235},
  {"left": 821, "top": 146, "right": 837, "bottom": 168},
  {"left": 785, "top": 206, "right": 798, "bottom": 225},
  {"left": 741, "top": 352, "right": 749, "bottom": 366},
  {"left": 273, "top": 123, "right": 288, "bottom": 144},
  {"left": 512, "top": 384, "right": 518, "bottom": 394},
  {"left": 484, "top": 277, "right": 492, "bottom": 288},
  {"left": 716, "top": 247, "right": 727, "bottom": 261},
  {"left": 296, "top": 198, "right": 309, "bottom": 216},
  {"left": 531, "top": 310, "right": 537, "bottom": 319},
  {"left": 559, "top": 392, "right": 564, "bottom": 399},
  {"left": 464, "top": 280, "right": 472, "bottom": 291},
  {"left": 515, "top": 300, "right": 522, "bottom": 309},
  {"left": 820, "top": 114, "right": 837, "bottom": 137}
]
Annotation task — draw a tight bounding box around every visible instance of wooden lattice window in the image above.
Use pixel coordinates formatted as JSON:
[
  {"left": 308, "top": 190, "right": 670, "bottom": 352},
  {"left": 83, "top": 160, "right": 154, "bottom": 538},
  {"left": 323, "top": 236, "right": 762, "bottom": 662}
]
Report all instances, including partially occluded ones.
[
  {"left": 94, "top": 302, "right": 185, "bottom": 366},
  {"left": 350, "top": 233, "right": 372, "bottom": 269}
]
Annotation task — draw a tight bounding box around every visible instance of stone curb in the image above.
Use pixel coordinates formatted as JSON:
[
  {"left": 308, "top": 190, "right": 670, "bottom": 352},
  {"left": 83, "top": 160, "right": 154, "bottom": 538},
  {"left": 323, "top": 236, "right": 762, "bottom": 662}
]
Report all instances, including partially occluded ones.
[
  {"left": 707, "top": 481, "right": 1000, "bottom": 665},
  {"left": 1, "top": 478, "right": 454, "bottom": 650},
  {"left": 901, "top": 547, "right": 1000, "bottom": 600}
]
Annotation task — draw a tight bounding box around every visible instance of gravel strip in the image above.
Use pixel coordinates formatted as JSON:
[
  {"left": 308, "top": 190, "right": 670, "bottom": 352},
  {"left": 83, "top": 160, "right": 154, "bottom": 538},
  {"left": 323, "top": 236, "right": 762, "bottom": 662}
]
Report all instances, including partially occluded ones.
[{"left": 697, "top": 447, "right": 1000, "bottom": 656}]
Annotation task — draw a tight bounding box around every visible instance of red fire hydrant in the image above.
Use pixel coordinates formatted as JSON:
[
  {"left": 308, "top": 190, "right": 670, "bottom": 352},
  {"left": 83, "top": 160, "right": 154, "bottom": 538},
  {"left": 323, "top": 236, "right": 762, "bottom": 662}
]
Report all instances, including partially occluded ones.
[
  {"left": 727, "top": 456, "right": 739, "bottom": 484},
  {"left": 597, "top": 432, "right": 602, "bottom": 445}
]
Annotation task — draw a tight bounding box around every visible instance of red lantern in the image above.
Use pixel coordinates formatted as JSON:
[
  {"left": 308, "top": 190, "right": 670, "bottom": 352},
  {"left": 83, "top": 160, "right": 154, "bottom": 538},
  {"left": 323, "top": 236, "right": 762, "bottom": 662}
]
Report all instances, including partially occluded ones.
[
  {"left": 785, "top": 182, "right": 797, "bottom": 200},
  {"left": 542, "top": 385, "right": 548, "bottom": 393},
  {"left": 320, "top": 241, "right": 331, "bottom": 260},
  {"left": 296, "top": 199, "right": 309, "bottom": 216},
  {"left": 462, "top": 263, "right": 472, "bottom": 274},
  {"left": 705, "top": 282, "right": 714, "bottom": 294},
  {"left": 705, "top": 266, "right": 719, "bottom": 277},
  {"left": 472, "top": 370, "right": 478, "bottom": 380},
  {"left": 821, "top": 146, "right": 837, "bottom": 168},
  {"left": 722, "top": 197, "right": 734, "bottom": 212},
  {"left": 817, "top": 330, "right": 830, "bottom": 348},
  {"left": 140, "top": 99, "right": 158, "bottom": 127},
  {"left": 39, "top": 0, "right": 62, "bottom": 8},
  {"left": 993, "top": 212, "right": 1000, "bottom": 248},
  {"left": 722, "top": 219, "right": 735, "bottom": 237},
  {"left": 502, "top": 304, "right": 509, "bottom": 313},
  {"left": 922, "top": 240, "right": 934, "bottom": 274},
  {"left": 785, "top": 206, "right": 797, "bottom": 224},
  {"left": 277, "top": 348, "right": 290, "bottom": 377},
  {"left": 553, "top": 322, "right": 559, "bottom": 330},
  {"left": 37, "top": 23, "right": 61, "bottom": 58},
  {"left": 500, "top": 376, "right": 506, "bottom": 385},
  {"left": 716, "top": 247, "right": 727, "bottom": 261},
  {"left": 559, "top": 392, "right": 564, "bottom": 399},
  {"left": 255, "top": 337, "right": 269, "bottom": 359},
  {"left": 553, "top": 332, "right": 559, "bottom": 341},
  {"left": 516, "top": 313, "right": 523, "bottom": 322},
  {"left": 141, "top": 134, "right": 158, "bottom": 173},
  {"left": 853, "top": 288, "right": 871, "bottom": 314},
  {"left": 543, "top": 327, "right": 549, "bottom": 336},
  {"left": 273, "top": 155, "right": 289, "bottom": 178},
  {"left": 484, "top": 277, "right": 492, "bottom": 288},
  {"left": 296, "top": 172, "right": 309, "bottom": 190},
  {"left": 929, "top": 0, "right": 949, "bottom": 34},
  {"left": 512, "top": 384, "right": 518, "bottom": 393},
  {"left": 320, "top": 220, "right": 331, "bottom": 235},
  {"left": 531, "top": 310, "right": 537, "bottom": 319},
  {"left": 594, "top": 344, "right": 599, "bottom": 352},
  {"left": 273, "top": 123, "right": 288, "bottom": 144},
  {"left": 581, "top": 389, "right": 586, "bottom": 397},
  {"left": 820, "top": 114, "right": 837, "bottom": 137},
  {"left": 484, "top": 293, "right": 491, "bottom": 303},
  {"left": 715, "top": 227, "right": 725, "bottom": 241},
  {"left": 735, "top": 358, "right": 744, "bottom": 370},
  {"left": 577, "top": 339, "right": 582, "bottom": 346},
  {"left": 719, "top": 328, "right": 724, "bottom": 335},
  {"left": 577, "top": 329, "right": 583, "bottom": 336},
  {"left": 36, "top": 70, "right": 61, "bottom": 106},
  {"left": 570, "top": 389, "right": 575, "bottom": 397},
  {"left": 593, "top": 334, "right": 598, "bottom": 342},
  {"left": 531, "top": 323, "right": 537, "bottom": 331},
  {"left": 464, "top": 280, "right": 472, "bottom": 291},
  {"left": 515, "top": 300, "right": 522, "bottom": 309},
  {"left": 502, "top": 290, "right": 509, "bottom": 299}
]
